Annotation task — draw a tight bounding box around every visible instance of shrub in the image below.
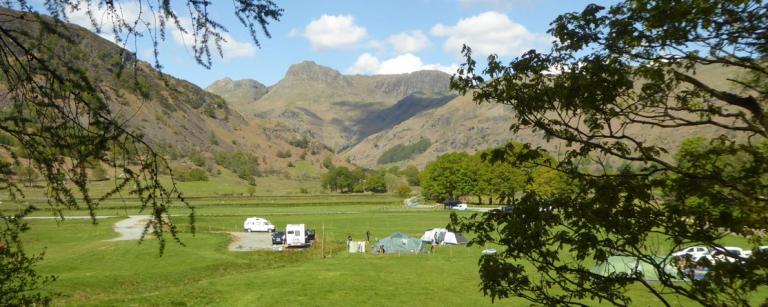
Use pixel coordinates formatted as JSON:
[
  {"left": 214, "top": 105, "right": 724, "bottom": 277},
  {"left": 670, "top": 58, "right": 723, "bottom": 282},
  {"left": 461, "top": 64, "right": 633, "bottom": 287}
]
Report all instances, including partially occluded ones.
[
  {"left": 276, "top": 150, "right": 292, "bottom": 159},
  {"left": 288, "top": 137, "right": 309, "bottom": 149},
  {"left": 176, "top": 167, "right": 208, "bottom": 182},
  {"left": 396, "top": 184, "right": 412, "bottom": 198}
]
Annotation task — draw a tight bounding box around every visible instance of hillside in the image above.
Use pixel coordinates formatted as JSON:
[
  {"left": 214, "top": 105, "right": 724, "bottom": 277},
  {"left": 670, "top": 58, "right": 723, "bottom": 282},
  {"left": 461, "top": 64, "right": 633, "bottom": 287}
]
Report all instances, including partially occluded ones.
[
  {"left": 0, "top": 7, "right": 344, "bottom": 179},
  {"left": 206, "top": 59, "right": 742, "bottom": 169},
  {"left": 343, "top": 64, "right": 744, "bottom": 169}
]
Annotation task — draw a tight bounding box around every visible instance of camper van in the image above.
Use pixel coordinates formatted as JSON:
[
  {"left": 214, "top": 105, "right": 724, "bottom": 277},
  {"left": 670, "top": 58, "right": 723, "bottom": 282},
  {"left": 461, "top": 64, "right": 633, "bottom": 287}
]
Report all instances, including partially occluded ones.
[
  {"left": 243, "top": 217, "right": 275, "bottom": 232},
  {"left": 286, "top": 224, "right": 307, "bottom": 247}
]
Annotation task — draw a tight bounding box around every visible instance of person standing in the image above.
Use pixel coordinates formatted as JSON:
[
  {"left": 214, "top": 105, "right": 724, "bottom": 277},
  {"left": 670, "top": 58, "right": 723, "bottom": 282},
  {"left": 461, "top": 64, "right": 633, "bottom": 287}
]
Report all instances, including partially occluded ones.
[{"left": 365, "top": 230, "right": 371, "bottom": 242}]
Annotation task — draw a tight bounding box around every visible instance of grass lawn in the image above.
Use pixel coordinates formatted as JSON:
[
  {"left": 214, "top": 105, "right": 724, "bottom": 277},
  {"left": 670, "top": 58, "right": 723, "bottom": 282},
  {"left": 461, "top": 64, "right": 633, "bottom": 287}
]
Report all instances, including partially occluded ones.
[{"left": 8, "top": 196, "right": 766, "bottom": 306}]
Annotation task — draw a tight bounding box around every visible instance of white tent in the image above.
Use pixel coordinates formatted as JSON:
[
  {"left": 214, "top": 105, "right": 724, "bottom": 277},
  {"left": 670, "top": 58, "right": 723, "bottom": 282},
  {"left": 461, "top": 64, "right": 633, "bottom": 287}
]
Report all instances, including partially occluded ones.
[{"left": 420, "top": 228, "right": 468, "bottom": 245}]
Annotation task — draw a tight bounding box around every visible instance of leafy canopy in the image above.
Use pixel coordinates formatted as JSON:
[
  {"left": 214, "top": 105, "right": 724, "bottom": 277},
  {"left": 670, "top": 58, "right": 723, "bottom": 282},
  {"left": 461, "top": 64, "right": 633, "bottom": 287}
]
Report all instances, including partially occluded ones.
[
  {"left": 0, "top": 1, "right": 282, "bottom": 304},
  {"left": 450, "top": 0, "right": 768, "bottom": 306}
]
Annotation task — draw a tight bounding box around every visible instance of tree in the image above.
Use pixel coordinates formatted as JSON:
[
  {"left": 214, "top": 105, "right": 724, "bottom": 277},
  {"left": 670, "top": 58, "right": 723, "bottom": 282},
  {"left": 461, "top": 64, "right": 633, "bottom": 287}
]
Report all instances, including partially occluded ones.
[
  {"left": 365, "top": 171, "right": 387, "bottom": 193},
  {"left": 420, "top": 152, "right": 476, "bottom": 201},
  {"left": 0, "top": 1, "right": 282, "bottom": 304},
  {"left": 321, "top": 167, "right": 364, "bottom": 193},
  {"left": 450, "top": 1, "right": 767, "bottom": 306},
  {"left": 401, "top": 165, "right": 420, "bottom": 186},
  {"left": 14, "top": 165, "right": 39, "bottom": 187}
]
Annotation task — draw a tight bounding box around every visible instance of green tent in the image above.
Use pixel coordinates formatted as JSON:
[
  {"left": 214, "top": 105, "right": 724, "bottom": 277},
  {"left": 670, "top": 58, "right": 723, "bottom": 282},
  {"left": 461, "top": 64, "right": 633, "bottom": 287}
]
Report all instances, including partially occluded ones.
[
  {"left": 591, "top": 256, "right": 677, "bottom": 281},
  {"left": 371, "top": 232, "right": 423, "bottom": 254}
]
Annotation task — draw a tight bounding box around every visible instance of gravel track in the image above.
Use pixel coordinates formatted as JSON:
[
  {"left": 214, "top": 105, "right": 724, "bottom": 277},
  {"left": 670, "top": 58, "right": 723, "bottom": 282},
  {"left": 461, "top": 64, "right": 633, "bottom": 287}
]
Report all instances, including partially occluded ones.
[{"left": 228, "top": 232, "right": 273, "bottom": 251}]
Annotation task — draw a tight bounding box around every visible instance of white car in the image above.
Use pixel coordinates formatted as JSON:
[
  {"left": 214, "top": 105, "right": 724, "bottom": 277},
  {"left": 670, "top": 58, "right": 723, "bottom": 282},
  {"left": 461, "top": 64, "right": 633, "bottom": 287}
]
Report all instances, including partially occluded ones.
[
  {"left": 452, "top": 203, "right": 468, "bottom": 211},
  {"left": 243, "top": 217, "right": 275, "bottom": 232},
  {"left": 671, "top": 246, "right": 710, "bottom": 261},
  {"left": 708, "top": 246, "right": 751, "bottom": 263}
]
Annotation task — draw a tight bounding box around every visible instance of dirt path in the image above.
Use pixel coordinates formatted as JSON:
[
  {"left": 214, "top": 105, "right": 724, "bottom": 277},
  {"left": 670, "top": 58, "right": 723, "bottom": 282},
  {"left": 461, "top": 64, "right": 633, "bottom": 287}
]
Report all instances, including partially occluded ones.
[
  {"left": 228, "top": 232, "right": 273, "bottom": 252},
  {"left": 107, "top": 216, "right": 152, "bottom": 241}
]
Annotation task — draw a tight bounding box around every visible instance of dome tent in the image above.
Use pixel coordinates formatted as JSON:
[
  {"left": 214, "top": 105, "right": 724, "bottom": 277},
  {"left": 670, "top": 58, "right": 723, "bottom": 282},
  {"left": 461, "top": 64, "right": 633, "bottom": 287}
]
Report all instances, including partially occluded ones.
[
  {"left": 371, "top": 232, "right": 423, "bottom": 254},
  {"left": 591, "top": 256, "right": 677, "bottom": 281},
  {"left": 420, "top": 228, "right": 468, "bottom": 245}
]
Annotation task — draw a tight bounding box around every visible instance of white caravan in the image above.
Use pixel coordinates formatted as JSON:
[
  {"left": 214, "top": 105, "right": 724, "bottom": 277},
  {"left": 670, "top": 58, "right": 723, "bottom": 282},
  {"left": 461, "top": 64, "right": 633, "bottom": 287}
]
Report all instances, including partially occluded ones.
[
  {"left": 286, "top": 224, "right": 307, "bottom": 247},
  {"left": 243, "top": 217, "right": 275, "bottom": 232}
]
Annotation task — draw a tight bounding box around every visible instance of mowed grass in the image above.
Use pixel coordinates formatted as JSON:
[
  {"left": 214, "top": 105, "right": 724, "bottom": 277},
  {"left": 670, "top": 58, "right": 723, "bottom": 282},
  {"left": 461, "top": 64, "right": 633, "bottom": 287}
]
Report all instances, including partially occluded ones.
[
  {"left": 23, "top": 202, "right": 530, "bottom": 306},
  {"left": 14, "top": 197, "right": 767, "bottom": 306}
]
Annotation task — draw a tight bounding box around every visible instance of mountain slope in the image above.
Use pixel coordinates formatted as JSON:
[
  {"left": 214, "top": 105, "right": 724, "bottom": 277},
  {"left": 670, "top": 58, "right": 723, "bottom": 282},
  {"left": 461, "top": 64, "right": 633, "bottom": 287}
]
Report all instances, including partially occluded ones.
[
  {"left": 205, "top": 78, "right": 269, "bottom": 109},
  {"left": 0, "top": 7, "right": 340, "bottom": 173},
  {"left": 215, "top": 61, "right": 454, "bottom": 150}
]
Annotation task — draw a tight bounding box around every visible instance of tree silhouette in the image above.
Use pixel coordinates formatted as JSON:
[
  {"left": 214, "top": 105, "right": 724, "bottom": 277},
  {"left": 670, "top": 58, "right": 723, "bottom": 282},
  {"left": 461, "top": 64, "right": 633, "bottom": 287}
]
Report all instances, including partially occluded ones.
[
  {"left": 0, "top": 1, "right": 282, "bottom": 304},
  {"left": 450, "top": 0, "right": 767, "bottom": 306}
]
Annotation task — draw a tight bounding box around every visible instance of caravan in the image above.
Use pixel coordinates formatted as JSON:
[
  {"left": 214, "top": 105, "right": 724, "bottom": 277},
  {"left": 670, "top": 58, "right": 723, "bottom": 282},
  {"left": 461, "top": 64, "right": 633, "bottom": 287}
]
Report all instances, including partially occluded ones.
[
  {"left": 243, "top": 217, "right": 275, "bottom": 232},
  {"left": 286, "top": 224, "right": 307, "bottom": 247}
]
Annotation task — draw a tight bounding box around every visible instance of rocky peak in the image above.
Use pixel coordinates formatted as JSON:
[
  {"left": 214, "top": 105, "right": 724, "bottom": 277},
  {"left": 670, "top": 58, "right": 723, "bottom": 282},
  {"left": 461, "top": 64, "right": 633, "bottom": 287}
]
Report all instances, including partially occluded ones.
[
  {"left": 284, "top": 61, "right": 345, "bottom": 84},
  {"left": 372, "top": 70, "right": 452, "bottom": 98},
  {"left": 205, "top": 78, "right": 268, "bottom": 105}
]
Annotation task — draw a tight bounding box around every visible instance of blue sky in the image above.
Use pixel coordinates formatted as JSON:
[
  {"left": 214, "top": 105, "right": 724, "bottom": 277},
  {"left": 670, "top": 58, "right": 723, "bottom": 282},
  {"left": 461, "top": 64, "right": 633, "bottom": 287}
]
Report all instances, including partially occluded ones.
[{"left": 41, "top": 0, "right": 616, "bottom": 87}]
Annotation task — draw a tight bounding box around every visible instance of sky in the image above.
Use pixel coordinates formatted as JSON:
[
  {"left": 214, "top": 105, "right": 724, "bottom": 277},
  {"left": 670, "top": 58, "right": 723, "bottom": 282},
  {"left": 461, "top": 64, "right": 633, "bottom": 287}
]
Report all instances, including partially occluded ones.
[{"left": 36, "top": 0, "right": 616, "bottom": 88}]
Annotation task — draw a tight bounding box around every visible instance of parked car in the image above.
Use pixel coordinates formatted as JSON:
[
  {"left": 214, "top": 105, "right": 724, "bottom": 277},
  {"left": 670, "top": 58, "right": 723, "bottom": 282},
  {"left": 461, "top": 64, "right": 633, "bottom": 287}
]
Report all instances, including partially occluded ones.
[
  {"left": 443, "top": 199, "right": 460, "bottom": 209},
  {"left": 305, "top": 229, "right": 316, "bottom": 244},
  {"left": 272, "top": 231, "right": 286, "bottom": 245},
  {"left": 671, "top": 246, "right": 710, "bottom": 261},
  {"left": 452, "top": 203, "right": 468, "bottom": 211},
  {"left": 243, "top": 217, "right": 275, "bottom": 232},
  {"left": 707, "top": 246, "right": 751, "bottom": 263},
  {"left": 501, "top": 205, "right": 514, "bottom": 214}
]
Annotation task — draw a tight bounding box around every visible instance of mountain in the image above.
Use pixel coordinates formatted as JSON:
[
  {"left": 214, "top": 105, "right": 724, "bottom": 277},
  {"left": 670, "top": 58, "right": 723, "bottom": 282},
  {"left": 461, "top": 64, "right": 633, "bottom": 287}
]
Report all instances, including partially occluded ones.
[
  {"left": 204, "top": 54, "right": 743, "bottom": 171},
  {"left": 214, "top": 61, "right": 454, "bottom": 150},
  {"left": 343, "top": 95, "right": 523, "bottom": 168},
  {"left": 205, "top": 78, "right": 269, "bottom": 109},
  {"left": 0, "top": 7, "right": 340, "bottom": 173}
]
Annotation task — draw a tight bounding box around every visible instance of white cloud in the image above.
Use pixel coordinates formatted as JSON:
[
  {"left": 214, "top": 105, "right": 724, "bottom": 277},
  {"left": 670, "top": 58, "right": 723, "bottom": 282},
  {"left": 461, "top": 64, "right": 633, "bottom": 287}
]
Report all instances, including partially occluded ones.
[
  {"left": 66, "top": 2, "right": 144, "bottom": 44},
  {"left": 67, "top": 4, "right": 256, "bottom": 59},
  {"left": 431, "top": 11, "right": 551, "bottom": 58},
  {"left": 287, "top": 28, "right": 301, "bottom": 38},
  {"left": 457, "top": 0, "right": 531, "bottom": 9},
  {"left": 387, "top": 30, "right": 430, "bottom": 54},
  {"left": 304, "top": 14, "right": 367, "bottom": 51},
  {"left": 346, "top": 53, "right": 458, "bottom": 75},
  {"left": 171, "top": 18, "right": 256, "bottom": 60},
  {"left": 347, "top": 53, "right": 381, "bottom": 75}
]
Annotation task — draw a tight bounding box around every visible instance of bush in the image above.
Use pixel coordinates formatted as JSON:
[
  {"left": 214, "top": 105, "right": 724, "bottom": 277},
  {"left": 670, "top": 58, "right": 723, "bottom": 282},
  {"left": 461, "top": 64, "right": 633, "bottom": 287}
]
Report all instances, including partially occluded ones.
[
  {"left": 91, "top": 166, "right": 109, "bottom": 181},
  {"left": 176, "top": 167, "right": 208, "bottom": 182},
  {"left": 288, "top": 137, "right": 309, "bottom": 149},
  {"left": 189, "top": 152, "right": 206, "bottom": 167},
  {"left": 396, "top": 184, "right": 412, "bottom": 197},
  {"left": 276, "top": 150, "right": 292, "bottom": 159},
  {"left": 214, "top": 151, "right": 261, "bottom": 180}
]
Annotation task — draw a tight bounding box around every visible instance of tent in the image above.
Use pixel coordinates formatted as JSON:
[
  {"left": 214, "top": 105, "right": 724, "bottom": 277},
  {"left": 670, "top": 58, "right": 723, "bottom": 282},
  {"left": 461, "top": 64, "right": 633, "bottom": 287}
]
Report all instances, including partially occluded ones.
[
  {"left": 443, "top": 232, "right": 468, "bottom": 245},
  {"left": 591, "top": 256, "right": 677, "bottom": 281},
  {"left": 371, "top": 232, "right": 423, "bottom": 254},
  {"left": 420, "top": 228, "right": 468, "bottom": 245}
]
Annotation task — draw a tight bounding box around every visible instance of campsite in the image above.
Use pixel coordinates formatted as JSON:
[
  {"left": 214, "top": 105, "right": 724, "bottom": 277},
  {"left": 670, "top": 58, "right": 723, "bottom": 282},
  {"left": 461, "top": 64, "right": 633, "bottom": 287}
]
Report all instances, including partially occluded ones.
[
  {"left": 1, "top": 0, "right": 767, "bottom": 306},
  {"left": 5, "top": 194, "right": 764, "bottom": 306}
]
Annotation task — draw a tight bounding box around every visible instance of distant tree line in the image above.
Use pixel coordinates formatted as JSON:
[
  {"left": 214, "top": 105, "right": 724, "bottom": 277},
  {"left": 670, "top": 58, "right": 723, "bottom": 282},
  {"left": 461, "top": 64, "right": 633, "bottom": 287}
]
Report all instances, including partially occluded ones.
[
  {"left": 420, "top": 141, "right": 569, "bottom": 205},
  {"left": 321, "top": 162, "right": 418, "bottom": 195}
]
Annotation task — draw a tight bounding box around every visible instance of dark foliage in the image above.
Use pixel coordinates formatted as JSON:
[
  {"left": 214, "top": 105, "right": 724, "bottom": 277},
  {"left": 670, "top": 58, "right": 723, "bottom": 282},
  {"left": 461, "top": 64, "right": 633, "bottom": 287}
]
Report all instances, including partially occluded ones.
[{"left": 450, "top": 0, "right": 768, "bottom": 305}]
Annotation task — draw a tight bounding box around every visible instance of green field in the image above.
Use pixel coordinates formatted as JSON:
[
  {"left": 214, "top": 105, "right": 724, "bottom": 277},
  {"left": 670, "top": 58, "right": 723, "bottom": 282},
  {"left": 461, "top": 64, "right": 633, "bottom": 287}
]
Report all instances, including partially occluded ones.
[{"left": 2, "top": 195, "right": 764, "bottom": 306}]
